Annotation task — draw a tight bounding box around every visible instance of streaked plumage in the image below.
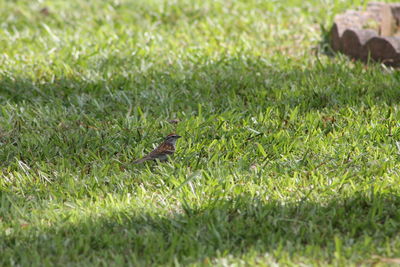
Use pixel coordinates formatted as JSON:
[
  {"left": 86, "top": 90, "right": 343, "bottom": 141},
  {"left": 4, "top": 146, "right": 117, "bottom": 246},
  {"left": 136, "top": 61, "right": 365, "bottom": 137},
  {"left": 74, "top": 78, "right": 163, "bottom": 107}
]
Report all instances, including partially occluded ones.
[{"left": 133, "top": 133, "right": 181, "bottom": 164}]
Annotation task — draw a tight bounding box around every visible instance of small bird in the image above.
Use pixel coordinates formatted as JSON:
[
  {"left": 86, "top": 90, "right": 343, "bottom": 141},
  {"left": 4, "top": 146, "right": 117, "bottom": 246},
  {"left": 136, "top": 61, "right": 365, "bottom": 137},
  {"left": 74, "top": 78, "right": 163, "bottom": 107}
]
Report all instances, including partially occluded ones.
[{"left": 133, "top": 133, "right": 182, "bottom": 164}]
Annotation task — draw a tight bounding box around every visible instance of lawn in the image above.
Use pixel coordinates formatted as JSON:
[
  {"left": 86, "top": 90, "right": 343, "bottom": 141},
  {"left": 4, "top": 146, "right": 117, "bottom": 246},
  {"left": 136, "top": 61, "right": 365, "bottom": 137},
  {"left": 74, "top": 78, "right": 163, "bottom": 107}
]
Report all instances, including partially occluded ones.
[{"left": 1, "top": 0, "right": 400, "bottom": 266}]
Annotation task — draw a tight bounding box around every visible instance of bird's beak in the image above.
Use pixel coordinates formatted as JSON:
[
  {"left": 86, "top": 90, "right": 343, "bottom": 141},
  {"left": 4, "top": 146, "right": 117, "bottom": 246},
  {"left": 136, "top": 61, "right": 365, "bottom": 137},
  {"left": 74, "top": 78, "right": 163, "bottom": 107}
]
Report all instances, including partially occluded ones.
[{"left": 176, "top": 135, "right": 182, "bottom": 138}]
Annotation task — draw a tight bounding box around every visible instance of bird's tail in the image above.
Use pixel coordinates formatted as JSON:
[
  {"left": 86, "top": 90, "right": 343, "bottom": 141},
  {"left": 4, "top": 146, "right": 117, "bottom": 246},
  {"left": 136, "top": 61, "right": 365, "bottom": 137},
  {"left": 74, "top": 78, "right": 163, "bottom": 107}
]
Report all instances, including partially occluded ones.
[{"left": 133, "top": 157, "right": 147, "bottom": 164}]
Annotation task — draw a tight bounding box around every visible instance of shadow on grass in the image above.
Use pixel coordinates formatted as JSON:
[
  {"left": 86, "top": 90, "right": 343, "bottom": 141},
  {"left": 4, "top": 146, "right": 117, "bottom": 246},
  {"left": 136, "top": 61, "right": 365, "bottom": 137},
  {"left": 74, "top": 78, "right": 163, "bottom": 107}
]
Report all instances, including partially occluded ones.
[
  {"left": 1, "top": 56, "right": 400, "bottom": 114},
  {"left": 2, "top": 192, "right": 400, "bottom": 265}
]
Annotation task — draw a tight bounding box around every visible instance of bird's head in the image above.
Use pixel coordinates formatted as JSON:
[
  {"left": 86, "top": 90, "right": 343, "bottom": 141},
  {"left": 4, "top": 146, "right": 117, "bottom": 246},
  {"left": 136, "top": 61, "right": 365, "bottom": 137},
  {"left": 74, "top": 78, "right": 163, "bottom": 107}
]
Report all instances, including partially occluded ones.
[{"left": 165, "top": 133, "right": 182, "bottom": 144}]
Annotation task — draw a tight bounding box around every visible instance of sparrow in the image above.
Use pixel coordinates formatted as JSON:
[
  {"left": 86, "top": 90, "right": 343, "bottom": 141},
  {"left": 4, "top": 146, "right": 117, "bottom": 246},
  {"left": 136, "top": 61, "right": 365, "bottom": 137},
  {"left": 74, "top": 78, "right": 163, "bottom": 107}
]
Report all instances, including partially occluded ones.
[{"left": 133, "top": 133, "right": 182, "bottom": 164}]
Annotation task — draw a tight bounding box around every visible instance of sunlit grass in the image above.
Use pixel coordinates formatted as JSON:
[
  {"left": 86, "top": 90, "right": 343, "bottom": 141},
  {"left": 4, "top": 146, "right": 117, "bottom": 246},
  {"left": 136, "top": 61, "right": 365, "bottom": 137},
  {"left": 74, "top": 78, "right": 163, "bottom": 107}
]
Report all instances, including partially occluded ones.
[{"left": 1, "top": 0, "right": 400, "bottom": 266}]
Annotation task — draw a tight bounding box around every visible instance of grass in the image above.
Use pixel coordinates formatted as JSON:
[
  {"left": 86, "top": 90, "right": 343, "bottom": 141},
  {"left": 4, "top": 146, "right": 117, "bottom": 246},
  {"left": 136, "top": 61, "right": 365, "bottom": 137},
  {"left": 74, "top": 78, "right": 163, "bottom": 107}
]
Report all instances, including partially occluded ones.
[{"left": 1, "top": 0, "right": 400, "bottom": 265}]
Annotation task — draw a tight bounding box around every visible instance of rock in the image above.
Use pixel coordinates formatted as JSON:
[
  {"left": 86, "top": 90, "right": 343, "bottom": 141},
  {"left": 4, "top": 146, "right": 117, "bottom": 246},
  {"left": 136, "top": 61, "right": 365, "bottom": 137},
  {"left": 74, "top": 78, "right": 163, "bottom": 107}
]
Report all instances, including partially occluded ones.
[{"left": 330, "top": 2, "right": 400, "bottom": 67}]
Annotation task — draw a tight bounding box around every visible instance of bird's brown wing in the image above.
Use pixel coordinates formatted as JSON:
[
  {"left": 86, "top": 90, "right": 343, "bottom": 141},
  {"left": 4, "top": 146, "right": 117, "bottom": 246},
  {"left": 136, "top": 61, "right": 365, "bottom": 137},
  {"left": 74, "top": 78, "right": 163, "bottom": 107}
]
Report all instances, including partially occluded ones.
[
  {"left": 147, "top": 143, "right": 175, "bottom": 158},
  {"left": 133, "top": 143, "right": 175, "bottom": 164}
]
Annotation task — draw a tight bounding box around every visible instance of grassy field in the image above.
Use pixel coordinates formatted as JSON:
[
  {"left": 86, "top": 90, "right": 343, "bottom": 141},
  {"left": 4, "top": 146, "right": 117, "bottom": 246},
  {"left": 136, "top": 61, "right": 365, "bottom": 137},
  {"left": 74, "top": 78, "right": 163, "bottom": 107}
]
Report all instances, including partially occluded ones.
[{"left": 1, "top": 0, "right": 400, "bottom": 265}]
